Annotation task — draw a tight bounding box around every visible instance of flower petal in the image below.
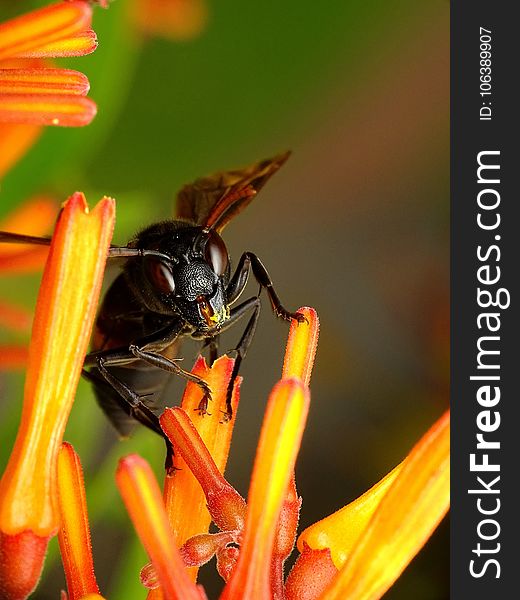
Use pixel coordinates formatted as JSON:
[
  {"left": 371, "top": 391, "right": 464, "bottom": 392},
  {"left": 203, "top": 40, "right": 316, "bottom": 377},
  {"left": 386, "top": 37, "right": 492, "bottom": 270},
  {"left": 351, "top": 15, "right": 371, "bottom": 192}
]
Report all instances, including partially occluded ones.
[
  {"left": 116, "top": 455, "right": 203, "bottom": 600},
  {"left": 0, "top": 195, "right": 56, "bottom": 271},
  {"left": 16, "top": 30, "right": 98, "bottom": 58},
  {"left": 0, "top": 345, "right": 29, "bottom": 370},
  {"left": 270, "top": 475, "right": 302, "bottom": 596},
  {"left": 297, "top": 464, "right": 402, "bottom": 568},
  {"left": 0, "top": 69, "right": 90, "bottom": 96},
  {"left": 0, "top": 93, "right": 97, "bottom": 126},
  {"left": 57, "top": 443, "right": 100, "bottom": 600},
  {"left": 0, "top": 246, "right": 50, "bottom": 273},
  {"left": 133, "top": 0, "right": 208, "bottom": 41},
  {"left": 0, "top": 192, "right": 114, "bottom": 534},
  {"left": 221, "top": 378, "right": 310, "bottom": 599},
  {"left": 160, "top": 407, "right": 247, "bottom": 534},
  {"left": 162, "top": 357, "right": 241, "bottom": 550},
  {"left": 0, "top": 123, "right": 41, "bottom": 178},
  {"left": 0, "top": 2, "right": 92, "bottom": 61},
  {"left": 268, "top": 307, "right": 318, "bottom": 593},
  {"left": 0, "top": 194, "right": 114, "bottom": 597},
  {"left": 282, "top": 307, "right": 319, "bottom": 386},
  {"left": 318, "top": 411, "right": 450, "bottom": 600},
  {"left": 0, "top": 299, "right": 32, "bottom": 332},
  {"left": 0, "top": 196, "right": 56, "bottom": 246}
]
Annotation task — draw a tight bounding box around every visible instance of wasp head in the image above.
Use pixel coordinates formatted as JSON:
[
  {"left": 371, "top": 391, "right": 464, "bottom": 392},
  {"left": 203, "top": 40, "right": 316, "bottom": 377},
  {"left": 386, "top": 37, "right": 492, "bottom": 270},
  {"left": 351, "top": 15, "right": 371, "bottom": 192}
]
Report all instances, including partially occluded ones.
[{"left": 125, "top": 222, "right": 231, "bottom": 332}]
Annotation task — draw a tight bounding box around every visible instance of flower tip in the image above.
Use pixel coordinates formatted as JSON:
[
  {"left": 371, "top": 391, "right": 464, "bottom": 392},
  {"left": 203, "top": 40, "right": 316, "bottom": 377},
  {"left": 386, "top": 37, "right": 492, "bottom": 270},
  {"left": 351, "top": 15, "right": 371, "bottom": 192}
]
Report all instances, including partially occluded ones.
[
  {"left": 0, "top": 1, "right": 93, "bottom": 63},
  {"left": 93, "top": 196, "right": 116, "bottom": 222},
  {"left": 0, "top": 530, "right": 50, "bottom": 600},
  {"left": 63, "top": 191, "right": 88, "bottom": 213},
  {"left": 117, "top": 453, "right": 145, "bottom": 475},
  {"left": 282, "top": 307, "right": 319, "bottom": 386},
  {"left": 297, "top": 306, "right": 318, "bottom": 322}
]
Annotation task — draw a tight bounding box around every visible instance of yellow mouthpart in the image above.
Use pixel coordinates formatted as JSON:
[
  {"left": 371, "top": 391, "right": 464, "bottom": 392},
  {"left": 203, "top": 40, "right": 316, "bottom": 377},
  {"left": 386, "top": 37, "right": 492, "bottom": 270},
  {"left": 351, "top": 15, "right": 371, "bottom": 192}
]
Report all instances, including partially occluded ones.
[{"left": 197, "top": 297, "right": 230, "bottom": 327}]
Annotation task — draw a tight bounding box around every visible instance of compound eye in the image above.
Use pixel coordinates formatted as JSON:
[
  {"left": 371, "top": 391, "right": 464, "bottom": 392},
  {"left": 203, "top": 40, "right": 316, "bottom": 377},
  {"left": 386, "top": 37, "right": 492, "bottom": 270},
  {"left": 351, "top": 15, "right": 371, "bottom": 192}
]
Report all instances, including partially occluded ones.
[
  {"left": 146, "top": 260, "right": 176, "bottom": 294},
  {"left": 204, "top": 231, "right": 229, "bottom": 276}
]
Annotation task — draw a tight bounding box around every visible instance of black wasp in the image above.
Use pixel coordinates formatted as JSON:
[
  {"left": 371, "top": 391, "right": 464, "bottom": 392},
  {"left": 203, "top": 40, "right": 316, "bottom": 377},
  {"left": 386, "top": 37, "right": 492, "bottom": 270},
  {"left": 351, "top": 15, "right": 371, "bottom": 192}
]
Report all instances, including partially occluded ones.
[{"left": 0, "top": 153, "right": 304, "bottom": 459}]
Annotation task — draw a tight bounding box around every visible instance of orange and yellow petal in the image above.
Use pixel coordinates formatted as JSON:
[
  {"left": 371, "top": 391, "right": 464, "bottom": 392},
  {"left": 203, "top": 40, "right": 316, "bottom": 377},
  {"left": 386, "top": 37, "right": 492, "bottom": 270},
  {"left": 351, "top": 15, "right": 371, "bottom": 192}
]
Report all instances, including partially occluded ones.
[
  {"left": 16, "top": 30, "right": 98, "bottom": 58},
  {"left": 160, "top": 407, "right": 247, "bottom": 534},
  {"left": 0, "top": 193, "right": 114, "bottom": 598},
  {"left": 314, "top": 411, "right": 450, "bottom": 600},
  {"left": 0, "top": 299, "right": 32, "bottom": 332},
  {"left": 0, "top": 345, "right": 29, "bottom": 371},
  {"left": 133, "top": 0, "right": 208, "bottom": 41},
  {"left": 0, "top": 122, "right": 41, "bottom": 178},
  {"left": 298, "top": 464, "right": 402, "bottom": 569},
  {"left": 282, "top": 307, "right": 319, "bottom": 386},
  {"left": 57, "top": 442, "right": 100, "bottom": 600},
  {"left": 0, "top": 2, "right": 92, "bottom": 61},
  {"left": 0, "top": 246, "right": 50, "bottom": 274},
  {"left": 269, "top": 308, "right": 318, "bottom": 592},
  {"left": 0, "top": 93, "right": 97, "bottom": 127},
  {"left": 0, "top": 68, "right": 90, "bottom": 96},
  {"left": 116, "top": 454, "right": 203, "bottom": 600},
  {"left": 221, "top": 378, "right": 310, "bottom": 599},
  {"left": 0, "top": 195, "right": 56, "bottom": 272},
  {"left": 162, "top": 356, "right": 241, "bottom": 544},
  {"left": 0, "top": 196, "right": 56, "bottom": 243}
]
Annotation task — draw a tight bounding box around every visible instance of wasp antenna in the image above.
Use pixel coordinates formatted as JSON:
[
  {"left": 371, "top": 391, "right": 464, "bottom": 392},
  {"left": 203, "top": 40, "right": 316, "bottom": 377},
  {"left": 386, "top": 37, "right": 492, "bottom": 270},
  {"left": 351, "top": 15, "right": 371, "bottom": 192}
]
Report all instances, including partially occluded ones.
[
  {"left": 0, "top": 231, "right": 52, "bottom": 246},
  {"left": 107, "top": 246, "right": 172, "bottom": 262}
]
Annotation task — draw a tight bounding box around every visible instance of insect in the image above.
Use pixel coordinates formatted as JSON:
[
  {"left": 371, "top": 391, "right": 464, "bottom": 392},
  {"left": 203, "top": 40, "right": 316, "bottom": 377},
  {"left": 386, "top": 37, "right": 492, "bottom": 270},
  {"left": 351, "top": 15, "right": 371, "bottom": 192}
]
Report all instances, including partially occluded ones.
[{"left": 0, "top": 153, "right": 304, "bottom": 459}]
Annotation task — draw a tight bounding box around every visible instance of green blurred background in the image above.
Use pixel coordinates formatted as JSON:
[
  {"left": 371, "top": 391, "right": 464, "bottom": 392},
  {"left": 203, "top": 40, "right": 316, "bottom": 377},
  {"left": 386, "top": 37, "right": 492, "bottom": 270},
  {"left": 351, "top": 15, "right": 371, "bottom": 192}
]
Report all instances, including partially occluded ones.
[{"left": 0, "top": 1, "right": 449, "bottom": 598}]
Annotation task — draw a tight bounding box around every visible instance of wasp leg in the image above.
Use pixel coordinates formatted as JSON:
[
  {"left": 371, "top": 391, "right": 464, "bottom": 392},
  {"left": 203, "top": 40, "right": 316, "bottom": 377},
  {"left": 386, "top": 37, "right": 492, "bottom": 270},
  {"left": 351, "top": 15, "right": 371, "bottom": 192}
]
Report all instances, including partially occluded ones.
[
  {"left": 222, "top": 297, "right": 261, "bottom": 422},
  {"left": 83, "top": 360, "right": 174, "bottom": 471},
  {"left": 227, "top": 252, "right": 305, "bottom": 323},
  {"left": 128, "top": 344, "right": 213, "bottom": 401},
  {"left": 82, "top": 365, "right": 161, "bottom": 435},
  {"left": 191, "top": 296, "right": 261, "bottom": 418},
  {"left": 84, "top": 319, "right": 204, "bottom": 468}
]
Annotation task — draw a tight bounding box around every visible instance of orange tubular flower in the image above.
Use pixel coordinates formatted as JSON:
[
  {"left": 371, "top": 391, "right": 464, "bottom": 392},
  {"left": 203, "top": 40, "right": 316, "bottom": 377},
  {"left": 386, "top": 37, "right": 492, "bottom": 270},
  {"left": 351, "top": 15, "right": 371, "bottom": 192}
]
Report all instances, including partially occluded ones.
[
  {"left": 57, "top": 442, "right": 101, "bottom": 600},
  {"left": 282, "top": 306, "right": 319, "bottom": 386},
  {"left": 0, "top": 345, "right": 29, "bottom": 371},
  {"left": 0, "top": 1, "right": 98, "bottom": 128},
  {"left": 143, "top": 355, "right": 241, "bottom": 597},
  {"left": 220, "top": 378, "right": 310, "bottom": 600},
  {"left": 133, "top": 0, "right": 209, "bottom": 41},
  {"left": 287, "top": 411, "right": 450, "bottom": 600},
  {"left": 0, "top": 196, "right": 57, "bottom": 273},
  {"left": 0, "top": 197, "right": 57, "bottom": 371},
  {"left": 116, "top": 455, "right": 204, "bottom": 600},
  {"left": 163, "top": 356, "right": 242, "bottom": 553},
  {"left": 0, "top": 123, "right": 41, "bottom": 178},
  {"left": 140, "top": 305, "right": 446, "bottom": 599},
  {"left": 0, "top": 193, "right": 114, "bottom": 600}
]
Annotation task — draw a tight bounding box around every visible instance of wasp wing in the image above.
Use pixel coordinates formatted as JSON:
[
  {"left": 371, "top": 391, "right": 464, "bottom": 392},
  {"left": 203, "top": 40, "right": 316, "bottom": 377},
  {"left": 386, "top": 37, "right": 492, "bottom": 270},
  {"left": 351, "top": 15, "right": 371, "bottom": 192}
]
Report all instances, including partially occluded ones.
[{"left": 175, "top": 151, "right": 291, "bottom": 232}]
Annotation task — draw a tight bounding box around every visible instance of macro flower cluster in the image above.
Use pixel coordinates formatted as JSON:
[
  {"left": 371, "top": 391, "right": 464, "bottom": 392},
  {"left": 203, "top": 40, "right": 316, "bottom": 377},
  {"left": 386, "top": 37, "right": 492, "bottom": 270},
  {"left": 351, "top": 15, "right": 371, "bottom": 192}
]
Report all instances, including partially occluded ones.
[
  {"left": 0, "top": 3, "right": 450, "bottom": 599},
  {"left": 0, "top": 191, "right": 449, "bottom": 599}
]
